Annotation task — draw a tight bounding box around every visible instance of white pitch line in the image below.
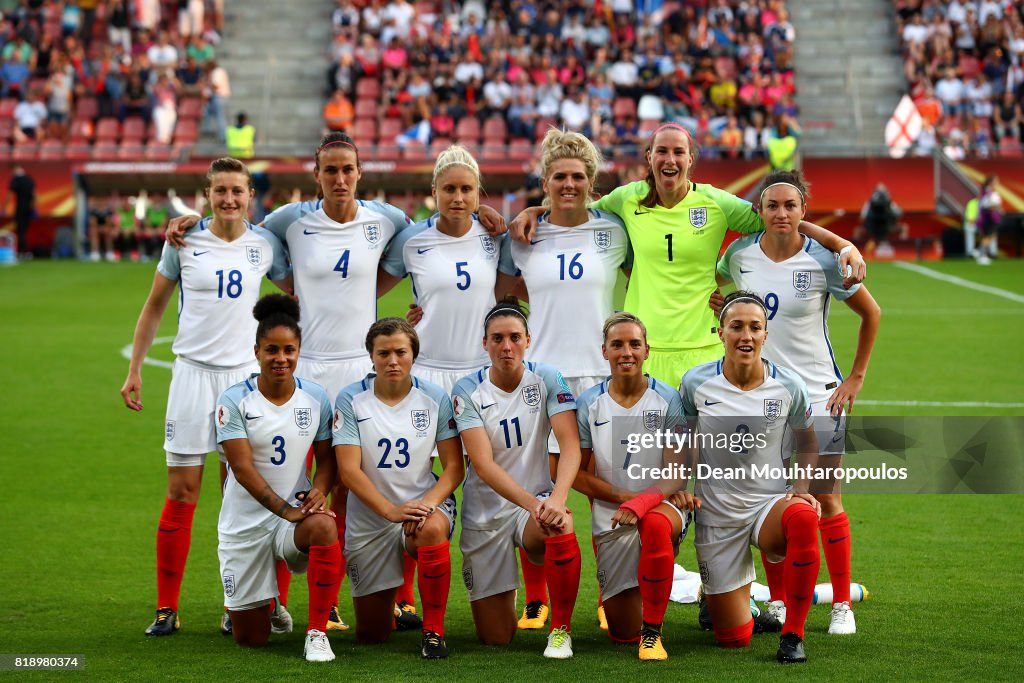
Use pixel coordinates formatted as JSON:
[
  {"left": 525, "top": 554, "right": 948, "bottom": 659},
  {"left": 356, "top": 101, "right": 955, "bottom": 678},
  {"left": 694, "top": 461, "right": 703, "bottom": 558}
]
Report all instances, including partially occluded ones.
[
  {"left": 858, "top": 400, "right": 1024, "bottom": 408},
  {"left": 120, "top": 336, "right": 175, "bottom": 369},
  {"left": 894, "top": 262, "right": 1024, "bottom": 304}
]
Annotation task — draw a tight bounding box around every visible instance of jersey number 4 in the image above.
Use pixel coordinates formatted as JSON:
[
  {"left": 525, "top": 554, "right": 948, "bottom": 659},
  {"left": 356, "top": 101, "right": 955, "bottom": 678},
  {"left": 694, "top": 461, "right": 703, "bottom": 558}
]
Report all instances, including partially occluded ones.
[{"left": 333, "top": 250, "right": 351, "bottom": 278}]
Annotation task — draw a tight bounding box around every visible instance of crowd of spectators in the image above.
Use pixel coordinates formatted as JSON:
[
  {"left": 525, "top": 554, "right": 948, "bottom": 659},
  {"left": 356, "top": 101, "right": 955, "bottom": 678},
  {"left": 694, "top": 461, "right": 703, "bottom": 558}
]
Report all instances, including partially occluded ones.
[
  {"left": 897, "top": 0, "right": 1024, "bottom": 158},
  {"left": 323, "top": 0, "right": 802, "bottom": 161},
  {"left": 0, "top": 0, "right": 231, "bottom": 158}
]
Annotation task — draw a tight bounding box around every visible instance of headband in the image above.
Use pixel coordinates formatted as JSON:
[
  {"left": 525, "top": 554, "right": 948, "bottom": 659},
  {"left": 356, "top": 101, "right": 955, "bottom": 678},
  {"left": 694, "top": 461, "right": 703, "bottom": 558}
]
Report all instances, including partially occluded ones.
[
  {"left": 719, "top": 296, "right": 769, "bottom": 327},
  {"left": 758, "top": 181, "right": 805, "bottom": 206},
  {"left": 316, "top": 139, "right": 357, "bottom": 157},
  {"left": 651, "top": 122, "right": 690, "bottom": 138},
  {"left": 484, "top": 307, "right": 528, "bottom": 331}
]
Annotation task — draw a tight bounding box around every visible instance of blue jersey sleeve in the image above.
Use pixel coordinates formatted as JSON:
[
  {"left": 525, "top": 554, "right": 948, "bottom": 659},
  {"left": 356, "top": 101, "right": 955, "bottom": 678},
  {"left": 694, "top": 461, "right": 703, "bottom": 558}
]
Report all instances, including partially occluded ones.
[
  {"left": 415, "top": 378, "right": 459, "bottom": 442},
  {"left": 382, "top": 218, "right": 429, "bottom": 278},
  {"left": 156, "top": 241, "right": 181, "bottom": 281},
  {"left": 717, "top": 234, "right": 750, "bottom": 280},
  {"left": 776, "top": 365, "right": 813, "bottom": 430},
  {"left": 807, "top": 238, "right": 860, "bottom": 301},
  {"left": 679, "top": 372, "right": 699, "bottom": 418},
  {"left": 313, "top": 384, "right": 334, "bottom": 442},
  {"left": 575, "top": 385, "right": 600, "bottom": 449},
  {"left": 331, "top": 383, "right": 362, "bottom": 447},
  {"left": 215, "top": 385, "right": 247, "bottom": 442},
  {"left": 536, "top": 362, "right": 576, "bottom": 417},
  {"left": 497, "top": 233, "right": 518, "bottom": 276},
  {"left": 262, "top": 200, "right": 319, "bottom": 244},
  {"left": 366, "top": 200, "right": 412, "bottom": 241},
  {"left": 252, "top": 225, "right": 291, "bottom": 281},
  {"left": 651, "top": 378, "right": 685, "bottom": 432},
  {"left": 452, "top": 374, "right": 485, "bottom": 431}
]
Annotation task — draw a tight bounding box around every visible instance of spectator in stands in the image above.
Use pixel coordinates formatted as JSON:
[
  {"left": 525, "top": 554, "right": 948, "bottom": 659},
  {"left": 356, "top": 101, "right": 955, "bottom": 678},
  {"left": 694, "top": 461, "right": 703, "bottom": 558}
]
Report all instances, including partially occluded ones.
[
  {"left": 186, "top": 33, "right": 215, "bottom": 64},
  {"left": 45, "top": 61, "right": 73, "bottom": 140},
  {"left": 152, "top": 70, "right": 180, "bottom": 145},
  {"left": 934, "top": 67, "right": 965, "bottom": 117},
  {"left": 13, "top": 89, "right": 47, "bottom": 142},
  {"left": 1, "top": 51, "right": 32, "bottom": 99},
  {"left": 743, "top": 109, "right": 771, "bottom": 159},
  {"left": 226, "top": 112, "right": 255, "bottom": 159},
  {"left": 559, "top": 87, "right": 589, "bottom": 132},
  {"left": 718, "top": 114, "right": 744, "bottom": 159},
  {"left": 147, "top": 30, "right": 178, "bottom": 72},
  {"left": 119, "top": 70, "right": 151, "bottom": 122},
  {"left": 429, "top": 102, "right": 455, "bottom": 139},
  {"left": 202, "top": 59, "right": 230, "bottom": 142},
  {"left": 178, "top": 0, "right": 205, "bottom": 40},
  {"left": 993, "top": 90, "right": 1023, "bottom": 143},
  {"left": 323, "top": 89, "right": 354, "bottom": 133},
  {"left": 3, "top": 165, "right": 35, "bottom": 257},
  {"left": 177, "top": 55, "right": 205, "bottom": 97},
  {"left": 507, "top": 89, "right": 539, "bottom": 140},
  {"left": 536, "top": 69, "right": 563, "bottom": 119},
  {"left": 106, "top": 0, "right": 131, "bottom": 53},
  {"left": 333, "top": 0, "right": 361, "bottom": 34},
  {"left": 481, "top": 69, "right": 513, "bottom": 121}
]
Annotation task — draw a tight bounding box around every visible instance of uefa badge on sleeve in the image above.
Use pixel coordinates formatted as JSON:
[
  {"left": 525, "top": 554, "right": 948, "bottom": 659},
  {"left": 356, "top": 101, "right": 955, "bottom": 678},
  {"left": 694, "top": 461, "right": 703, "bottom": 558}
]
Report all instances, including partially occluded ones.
[
  {"left": 216, "top": 405, "right": 229, "bottom": 428},
  {"left": 333, "top": 408, "right": 344, "bottom": 433}
]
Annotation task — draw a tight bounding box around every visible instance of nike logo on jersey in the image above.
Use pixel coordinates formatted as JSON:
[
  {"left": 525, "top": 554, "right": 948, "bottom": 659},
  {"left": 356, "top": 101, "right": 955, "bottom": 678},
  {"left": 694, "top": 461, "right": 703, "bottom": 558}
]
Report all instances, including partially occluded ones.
[
  {"left": 357, "top": 417, "right": 373, "bottom": 423},
  {"left": 831, "top": 433, "right": 844, "bottom": 444},
  {"left": 792, "top": 560, "right": 815, "bottom": 567},
  {"left": 192, "top": 250, "right": 209, "bottom": 256},
  {"left": 704, "top": 400, "right": 721, "bottom": 406},
  {"left": 417, "top": 247, "right": 434, "bottom": 254},
  {"left": 739, "top": 268, "right": 753, "bottom": 273},
  {"left": 244, "top": 413, "right": 261, "bottom": 420},
  {"left": 553, "top": 557, "right": 576, "bottom": 566},
  {"left": 303, "top": 229, "right": 319, "bottom": 235},
  {"left": 634, "top": 208, "right": 647, "bottom": 215},
  {"left": 827, "top": 535, "right": 849, "bottom": 544},
  {"left": 480, "top": 403, "right": 496, "bottom": 410},
  {"left": 529, "top": 238, "right": 547, "bottom": 245},
  {"left": 594, "top": 420, "right": 610, "bottom": 427}
]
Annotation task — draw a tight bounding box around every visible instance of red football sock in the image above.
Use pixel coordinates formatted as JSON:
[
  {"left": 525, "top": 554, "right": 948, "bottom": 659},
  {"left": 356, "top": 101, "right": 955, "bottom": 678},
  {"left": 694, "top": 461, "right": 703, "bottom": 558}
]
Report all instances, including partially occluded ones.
[
  {"left": 519, "top": 547, "right": 547, "bottom": 605},
  {"left": 156, "top": 498, "right": 196, "bottom": 611},
  {"left": 591, "top": 535, "right": 602, "bottom": 607},
  {"left": 397, "top": 553, "right": 416, "bottom": 607},
  {"left": 416, "top": 542, "right": 450, "bottom": 636},
  {"left": 637, "top": 511, "right": 674, "bottom": 626},
  {"left": 714, "top": 619, "right": 753, "bottom": 648},
  {"left": 275, "top": 560, "right": 292, "bottom": 607},
  {"left": 543, "top": 533, "right": 581, "bottom": 632},
  {"left": 307, "top": 542, "right": 342, "bottom": 632},
  {"left": 332, "top": 514, "right": 347, "bottom": 603},
  {"left": 761, "top": 551, "right": 787, "bottom": 604},
  {"left": 781, "top": 504, "right": 820, "bottom": 638},
  {"left": 819, "top": 512, "right": 852, "bottom": 604}
]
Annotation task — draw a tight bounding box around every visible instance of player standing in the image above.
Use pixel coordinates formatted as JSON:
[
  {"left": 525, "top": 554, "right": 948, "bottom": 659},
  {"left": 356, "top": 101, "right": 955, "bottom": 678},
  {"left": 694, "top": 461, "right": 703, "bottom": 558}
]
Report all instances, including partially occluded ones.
[
  {"left": 215, "top": 295, "right": 341, "bottom": 662},
  {"left": 453, "top": 300, "right": 583, "bottom": 659},
  {"left": 120, "top": 158, "right": 289, "bottom": 636},
  {"left": 715, "top": 170, "right": 880, "bottom": 635},
  {"left": 574, "top": 312, "right": 696, "bottom": 660},
  {"left": 333, "top": 319, "right": 464, "bottom": 659},
  {"left": 681, "top": 291, "right": 822, "bottom": 664}
]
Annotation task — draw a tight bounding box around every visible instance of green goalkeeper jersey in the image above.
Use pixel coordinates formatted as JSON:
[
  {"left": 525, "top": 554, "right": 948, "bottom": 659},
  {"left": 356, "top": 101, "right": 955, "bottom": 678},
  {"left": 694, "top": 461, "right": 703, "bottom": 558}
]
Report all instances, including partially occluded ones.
[{"left": 592, "top": 180, "right": 763, "bottom": 349}]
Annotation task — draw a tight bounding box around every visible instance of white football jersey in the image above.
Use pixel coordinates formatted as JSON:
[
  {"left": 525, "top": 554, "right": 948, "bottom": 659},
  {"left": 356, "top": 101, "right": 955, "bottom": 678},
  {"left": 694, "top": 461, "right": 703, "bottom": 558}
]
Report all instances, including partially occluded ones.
[
  {"left": 718, "top": 234, "right": 859, "bottom": 404},
  {"left": 577, "top": 377, "right": 683, "bottom": 535},
  {"left": 215, "top": 375, "right": 334, "bottom": 542},
  {"left": 263, "top": 199, "right": 409, "bottom": 361},
  {"left": 381, "top": 215, "right": 500, "bottom": 370},
  {"left": 332, "top": 375, "right": 459, "bottom": 550},
  {"left": 503, "top": 210, "right": 631, "bottom": 377},
  {"left": 680, "top": 359, "right": 811, "bottom": 528},
  {"left": 156, "top": 220, "right": 288, "bottom": 367},
  {"left": 452, "top": 362, "right": 577, "bottom": 529}
]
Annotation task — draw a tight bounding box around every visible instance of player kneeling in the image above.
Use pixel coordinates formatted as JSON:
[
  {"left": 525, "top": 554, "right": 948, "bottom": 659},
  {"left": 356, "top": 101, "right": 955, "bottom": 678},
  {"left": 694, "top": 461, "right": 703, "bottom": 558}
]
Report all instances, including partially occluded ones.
[
  {"left": 574, "top": 313, "right": 699, "bottom": 661},
  {"left": 333, "top": 319, "right": 464, "bottom": 659},
  {"left": 681, "top": 292, "right": 822, "bottom": 663},
  {"left": 216, "top": 295, "right": 342, "bottom": 662}
]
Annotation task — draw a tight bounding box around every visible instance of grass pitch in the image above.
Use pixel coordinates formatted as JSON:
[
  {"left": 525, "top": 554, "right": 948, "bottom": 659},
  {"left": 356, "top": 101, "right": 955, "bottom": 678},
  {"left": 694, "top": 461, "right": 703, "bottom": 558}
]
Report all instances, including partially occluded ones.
[{"left": 1, "top": 259, "right": 1022, "bottom": 681}]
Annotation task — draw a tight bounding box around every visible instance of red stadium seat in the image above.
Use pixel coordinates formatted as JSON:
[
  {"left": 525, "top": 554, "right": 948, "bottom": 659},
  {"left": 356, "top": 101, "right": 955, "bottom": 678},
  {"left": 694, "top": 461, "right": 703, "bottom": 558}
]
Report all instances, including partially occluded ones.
[
  {"left": 454, "top": 117, "right": 480, "bottom": 143},
  {"left": 74, "top": 97, "right": 99, "bottom": 122},
  {"left": 533, "top": 117, "right": 556, "bottom": 140},
  {"left": 69, "top": 118, "right": 94, "bottom": 143},
  {"left": 378, "top": 118, "right": 402, "bottom": 141},
  {"left": 355, "top": 98, "right": 378, "bottom": 120},
  {"left": 144, "top": 143, "right": 174, "bottom": 161},
  {"left": 95, "top": 117, "right": 121, "bottom": 142},
  {"left": 64, "top": 144, "right": 93, "bottom": 161},
  {"left": 998, "top": 136, "right": 1022, "bottom": 157},
  {"left": 352, "top": 118, "right": 378, "bottom": 146},
  {"left": 355, "top": 78, "right": 380, "bottom": 99},
  {"left": 482, "top": 117, "right": 507, "bottom": 142},
  {"left": 178, "top": 97, "right": 203, "bottom": 120},
  {"left": 428, "top": 138, "right": 453, "bottom": 157},
  {"left": 375, "top": 143, "right": 402, "bottom": 161},
  {"left": 118, "top": 142, "right": 146, "bottom": 160},
  {"left": 38, "top": 140, "right": 64, "bottom": 160},
  {"left": 91, "top": 142, "right": 119, "bottom": 159},
  {"left": 481, "top": 144, "right": 507, "bottom": 160},
  {"left": 508, "top": 138, "right": 533, "bottom": 160},
  {"left": 0, "top": 98, "right": 17, "bottom": 118},
  {"left": 122, "top": 117, "right": 147, "bottom": 142},
  {"left": 0, "top": 118, "right": 13, "bottom": 141},
  {"left": 174, "top": 119, "right": 199, "bottom": 144},
  {"left": 11, "top": 141, "right": 38, "bottom": 160},
  {"left": 401, "top": 139, "right": 429, "bottom": 160}
]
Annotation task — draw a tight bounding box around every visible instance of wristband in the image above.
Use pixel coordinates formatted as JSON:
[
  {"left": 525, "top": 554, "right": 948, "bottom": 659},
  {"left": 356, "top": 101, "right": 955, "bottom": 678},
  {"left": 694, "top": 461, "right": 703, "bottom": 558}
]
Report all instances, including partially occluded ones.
[
  {"left": 619, "top": 487, "right": 665, "bottom": 519},
  {"left": 839, "top": 245, "right": 854, "bottom": 257}
]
